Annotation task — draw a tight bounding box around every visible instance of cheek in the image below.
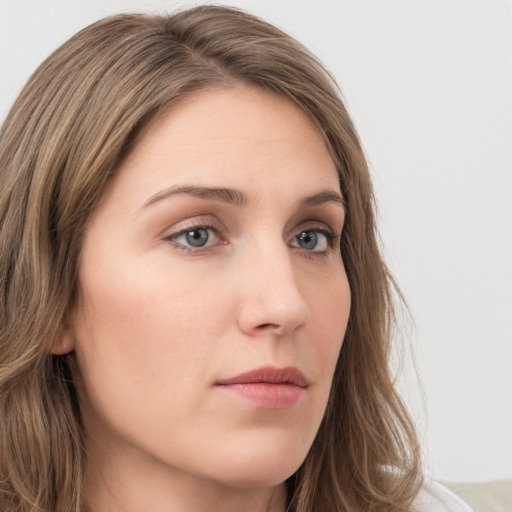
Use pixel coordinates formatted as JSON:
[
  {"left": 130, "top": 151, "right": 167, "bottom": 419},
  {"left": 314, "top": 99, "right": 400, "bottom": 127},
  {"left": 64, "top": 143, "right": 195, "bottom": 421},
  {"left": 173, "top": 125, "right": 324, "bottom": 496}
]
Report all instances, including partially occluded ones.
[
  {"left": 71, "top": 263, "right": 233, "bottom": 460},
  {"left": 72, "top": 248, "right": 240, "bottom": 408},
  {"left": 310, "top": 266, "right": 350, "bottom": 354},
  {"left": 305, "top": 271, "right": 350, "bottom": 405}
]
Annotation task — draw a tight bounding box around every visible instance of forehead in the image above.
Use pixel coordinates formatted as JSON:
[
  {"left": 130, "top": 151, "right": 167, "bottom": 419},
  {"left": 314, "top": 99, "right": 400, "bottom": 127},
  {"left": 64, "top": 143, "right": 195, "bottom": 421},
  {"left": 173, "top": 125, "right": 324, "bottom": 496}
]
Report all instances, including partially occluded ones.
[
  {"left": 136, "top": 84, "right": 330, "bottom": 153},
  {"left": 100, "top": 85, "right": 340, "bottom": 212}
]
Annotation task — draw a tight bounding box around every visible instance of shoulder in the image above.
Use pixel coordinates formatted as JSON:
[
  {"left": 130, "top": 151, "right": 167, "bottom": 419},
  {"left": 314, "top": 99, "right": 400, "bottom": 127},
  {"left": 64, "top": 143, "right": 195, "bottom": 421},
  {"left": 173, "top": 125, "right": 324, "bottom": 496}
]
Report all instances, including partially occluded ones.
[{"left": 411, "top": 479, "right": 474, "bottom": 512}]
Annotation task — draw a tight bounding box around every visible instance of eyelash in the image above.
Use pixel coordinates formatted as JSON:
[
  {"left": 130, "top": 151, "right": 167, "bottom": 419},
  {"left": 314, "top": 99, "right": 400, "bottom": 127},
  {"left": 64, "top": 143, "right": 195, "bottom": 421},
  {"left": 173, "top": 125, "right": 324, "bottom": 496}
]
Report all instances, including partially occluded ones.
[
  {"left": 164, "top": 222, "right": 340, "bottom": 256},
  {"left": 301, "top": 227, "right": 341, "bottom": 260},
  {"left": 295, "top": 227, "right": 339, "bottom": 257},
  {"left": 164, "top": 221, "right": 223, "bottom": 254}
]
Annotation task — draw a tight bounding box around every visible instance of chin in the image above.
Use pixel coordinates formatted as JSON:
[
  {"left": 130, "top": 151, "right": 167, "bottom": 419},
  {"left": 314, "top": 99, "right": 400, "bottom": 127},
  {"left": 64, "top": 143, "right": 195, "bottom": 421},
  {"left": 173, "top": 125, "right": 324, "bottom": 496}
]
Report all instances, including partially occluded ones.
[
  {"left": 206, "top": 438, "right": 309, "bottom": 489},
  {"left": 216, "top": 466, "right": 297, "bottom": 490}
]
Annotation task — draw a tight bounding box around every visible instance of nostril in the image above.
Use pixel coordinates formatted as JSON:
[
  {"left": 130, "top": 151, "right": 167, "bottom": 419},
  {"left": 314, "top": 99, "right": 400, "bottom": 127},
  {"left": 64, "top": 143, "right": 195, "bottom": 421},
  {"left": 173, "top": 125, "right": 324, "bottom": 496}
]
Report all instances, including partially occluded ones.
[{"left": 256, "top": 323, "right": 279, "bottom": 330}]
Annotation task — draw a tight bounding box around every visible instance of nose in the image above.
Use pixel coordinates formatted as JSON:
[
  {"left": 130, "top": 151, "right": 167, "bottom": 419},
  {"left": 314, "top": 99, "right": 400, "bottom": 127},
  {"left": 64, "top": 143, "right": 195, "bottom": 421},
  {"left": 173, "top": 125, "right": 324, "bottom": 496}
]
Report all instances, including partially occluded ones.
[{"left": 236, "top": 246, "right": 310, "bottom": 337}]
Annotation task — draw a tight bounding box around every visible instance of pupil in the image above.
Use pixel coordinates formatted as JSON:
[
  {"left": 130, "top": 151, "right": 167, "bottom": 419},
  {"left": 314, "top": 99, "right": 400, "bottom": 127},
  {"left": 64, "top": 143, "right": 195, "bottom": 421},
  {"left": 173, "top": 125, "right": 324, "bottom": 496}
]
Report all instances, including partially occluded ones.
[
  {"left": 185, "top": 229, "right": 208, "bottom": 247},
  {"left": 298, "top": 231, "right": 317, "bottom": 250}
]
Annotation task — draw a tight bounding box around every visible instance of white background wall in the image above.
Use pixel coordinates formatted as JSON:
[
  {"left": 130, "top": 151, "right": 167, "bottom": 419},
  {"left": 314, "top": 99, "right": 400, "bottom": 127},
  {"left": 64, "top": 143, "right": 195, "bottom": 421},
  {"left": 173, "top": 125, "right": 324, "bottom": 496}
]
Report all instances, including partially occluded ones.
[{"left": 1, "top": 0, "right": 510, "bottom": 483}]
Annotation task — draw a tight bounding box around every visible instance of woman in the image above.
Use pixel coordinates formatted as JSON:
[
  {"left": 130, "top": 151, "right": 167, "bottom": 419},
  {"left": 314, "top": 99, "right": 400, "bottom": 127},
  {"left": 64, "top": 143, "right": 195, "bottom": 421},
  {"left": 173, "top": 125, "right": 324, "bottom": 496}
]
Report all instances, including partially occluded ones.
[{"left": 0, "top": 6, "right": 471, "bottom": 512}]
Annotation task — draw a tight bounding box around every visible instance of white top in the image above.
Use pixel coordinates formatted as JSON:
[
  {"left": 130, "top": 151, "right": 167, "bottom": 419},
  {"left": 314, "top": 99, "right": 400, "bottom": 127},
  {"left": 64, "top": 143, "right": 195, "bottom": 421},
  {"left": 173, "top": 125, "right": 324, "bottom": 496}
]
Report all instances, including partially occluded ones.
[{"left": 411, "top": 479, "right": 474, "bottom": 512}]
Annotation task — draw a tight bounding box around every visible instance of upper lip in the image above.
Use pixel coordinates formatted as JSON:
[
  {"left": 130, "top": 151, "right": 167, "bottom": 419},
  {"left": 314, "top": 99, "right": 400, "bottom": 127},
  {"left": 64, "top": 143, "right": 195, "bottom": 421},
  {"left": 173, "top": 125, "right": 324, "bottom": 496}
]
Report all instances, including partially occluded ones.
[{"left": 216, "top": 366, "right": 308, "bottom": 388}]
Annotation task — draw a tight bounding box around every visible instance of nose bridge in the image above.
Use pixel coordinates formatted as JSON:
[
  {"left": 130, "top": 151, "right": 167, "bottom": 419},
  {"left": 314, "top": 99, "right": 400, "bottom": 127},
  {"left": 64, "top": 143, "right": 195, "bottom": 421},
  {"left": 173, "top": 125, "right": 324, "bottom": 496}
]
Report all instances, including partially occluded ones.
[{"left": 237, "top": 232, "right": 309, "bottom": 336}]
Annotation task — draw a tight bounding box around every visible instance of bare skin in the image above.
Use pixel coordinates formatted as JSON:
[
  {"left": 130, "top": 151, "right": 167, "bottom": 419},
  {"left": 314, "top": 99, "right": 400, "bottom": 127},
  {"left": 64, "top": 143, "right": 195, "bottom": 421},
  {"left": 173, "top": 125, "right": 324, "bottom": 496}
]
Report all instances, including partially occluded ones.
[{"left": 59, "top": 85, "right": 350, "bottom": 512}]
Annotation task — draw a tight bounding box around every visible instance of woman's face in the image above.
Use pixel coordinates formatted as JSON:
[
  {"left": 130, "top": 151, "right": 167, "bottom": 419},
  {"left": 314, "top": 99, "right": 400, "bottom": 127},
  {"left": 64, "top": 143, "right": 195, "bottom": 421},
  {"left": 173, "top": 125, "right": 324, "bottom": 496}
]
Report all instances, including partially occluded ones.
[{"left": 67, "top": 86, "right": 350, "bottom": 494}]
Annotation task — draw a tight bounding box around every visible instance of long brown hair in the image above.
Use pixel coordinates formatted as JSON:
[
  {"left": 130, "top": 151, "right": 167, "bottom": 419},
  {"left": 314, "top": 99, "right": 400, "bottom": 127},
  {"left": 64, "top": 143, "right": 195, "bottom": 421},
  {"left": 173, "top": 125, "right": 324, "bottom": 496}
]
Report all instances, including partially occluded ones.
[{"left": 0, "top": 6, "right": 421, "bottom": 511}]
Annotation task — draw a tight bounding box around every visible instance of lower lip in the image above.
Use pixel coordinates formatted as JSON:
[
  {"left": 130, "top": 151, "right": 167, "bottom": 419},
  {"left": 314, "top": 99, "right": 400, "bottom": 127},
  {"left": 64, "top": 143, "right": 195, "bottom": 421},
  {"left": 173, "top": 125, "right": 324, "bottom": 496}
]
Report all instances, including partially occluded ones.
[{"left": 216, "top": 383, "right": 306, "bottom": 409}]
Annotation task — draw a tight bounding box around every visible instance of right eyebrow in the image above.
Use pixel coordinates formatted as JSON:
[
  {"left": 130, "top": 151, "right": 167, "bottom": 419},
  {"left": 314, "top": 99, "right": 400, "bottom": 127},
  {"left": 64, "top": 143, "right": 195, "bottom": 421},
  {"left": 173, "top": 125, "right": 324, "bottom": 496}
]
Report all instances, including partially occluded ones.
[{"left": 141, "top": 185, "right": 248, "bottom": 209}]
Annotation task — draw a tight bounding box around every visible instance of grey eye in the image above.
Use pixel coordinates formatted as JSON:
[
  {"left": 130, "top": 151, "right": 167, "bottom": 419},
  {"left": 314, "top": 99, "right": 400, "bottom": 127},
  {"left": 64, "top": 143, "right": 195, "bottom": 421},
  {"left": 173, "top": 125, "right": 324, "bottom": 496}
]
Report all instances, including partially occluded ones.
[
  {"left": 297, "top": 231, "right": 318, "bottom": 250},
  {"left": 184, "top": 229, "right": 210, "bottom": 247},
  {"left": 168, "top": 224, "right": 221, "bottom": 251},
  {"left": 291, "top": 230, "right": 329, "bottom": 252}
]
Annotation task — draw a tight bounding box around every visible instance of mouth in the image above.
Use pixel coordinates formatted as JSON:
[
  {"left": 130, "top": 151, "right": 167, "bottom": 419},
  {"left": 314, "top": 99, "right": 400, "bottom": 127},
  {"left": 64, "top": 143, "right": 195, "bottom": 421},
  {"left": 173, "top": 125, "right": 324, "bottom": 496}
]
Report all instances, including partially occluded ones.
[{"left": 215, "top": 366, "right": 308, "bottom": 410}]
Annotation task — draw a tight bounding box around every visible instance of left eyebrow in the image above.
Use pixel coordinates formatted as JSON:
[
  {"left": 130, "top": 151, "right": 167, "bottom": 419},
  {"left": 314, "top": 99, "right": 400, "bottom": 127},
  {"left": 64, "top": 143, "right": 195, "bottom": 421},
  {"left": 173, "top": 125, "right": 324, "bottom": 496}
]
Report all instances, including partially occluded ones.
[{"left": 297, "top": 189, "right": 345, "bottom": 210}]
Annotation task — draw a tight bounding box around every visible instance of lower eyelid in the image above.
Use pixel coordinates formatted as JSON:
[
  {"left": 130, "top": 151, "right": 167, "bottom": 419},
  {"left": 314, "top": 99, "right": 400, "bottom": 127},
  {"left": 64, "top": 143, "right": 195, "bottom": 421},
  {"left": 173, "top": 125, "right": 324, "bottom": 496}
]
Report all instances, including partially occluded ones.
[
  {"left": 289, "top": 229, "right": 335, "bottom": 252},
  {"left": 169, "top": 226, "right": 220, "bottom": 245}
]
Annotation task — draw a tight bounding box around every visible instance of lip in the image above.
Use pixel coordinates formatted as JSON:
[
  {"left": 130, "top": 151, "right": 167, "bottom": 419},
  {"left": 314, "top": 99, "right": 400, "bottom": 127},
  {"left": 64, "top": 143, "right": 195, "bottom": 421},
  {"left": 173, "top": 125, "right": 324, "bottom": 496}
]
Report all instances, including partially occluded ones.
[{"left": 215, "top": 366, "right": 308, "bottom": 410}]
